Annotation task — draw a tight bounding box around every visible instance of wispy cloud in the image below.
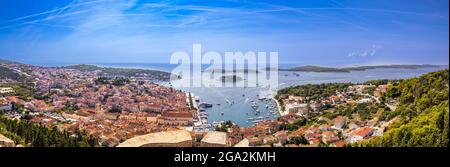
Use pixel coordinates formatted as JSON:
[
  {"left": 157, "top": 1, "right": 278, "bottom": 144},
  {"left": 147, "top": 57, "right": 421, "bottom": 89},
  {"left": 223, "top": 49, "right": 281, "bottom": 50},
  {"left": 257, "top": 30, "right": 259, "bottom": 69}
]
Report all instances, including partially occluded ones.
[
  {"left": 2, "top": 0, "right": 104, "bottom": 30},
  {"left": 0, "top": 0, "right": 447, "bottom": 64},
  {"left": 6, "top": 0, "right": 431, "bottom": 33},
  {"left": 26, "top": 22, "right": 81, "bottom": 30},
  {"left": 9, "top": 0, "right": 107, "bottom": 22},
  {"left": 25, "top": 10, "right": 90, "bottom": 24},
  {"left": 294, "top": 7, "right": 444, "bottom": 18}
]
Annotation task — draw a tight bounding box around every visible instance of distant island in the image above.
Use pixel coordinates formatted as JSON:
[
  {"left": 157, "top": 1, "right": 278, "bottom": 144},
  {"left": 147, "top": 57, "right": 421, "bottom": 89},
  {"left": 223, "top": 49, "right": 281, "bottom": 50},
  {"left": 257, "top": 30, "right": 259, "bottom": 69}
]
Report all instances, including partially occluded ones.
[
  {"left": 62, "top": 64, "right": 175, "bottom": 81},
  {"left": 219, "top": 75, "right": 243, "bottom": 83},
  {"left": 199, "top": 64, "right": 446, "bottom": 73},
  {"left": 282, "top": 65, "right": 349, "bottom": 72},
  {"left": 281, "top": 64, "right": 446, "bottom": 73},
  {"left": 204, "top": 68, "right": 259, "bottom": 73}
]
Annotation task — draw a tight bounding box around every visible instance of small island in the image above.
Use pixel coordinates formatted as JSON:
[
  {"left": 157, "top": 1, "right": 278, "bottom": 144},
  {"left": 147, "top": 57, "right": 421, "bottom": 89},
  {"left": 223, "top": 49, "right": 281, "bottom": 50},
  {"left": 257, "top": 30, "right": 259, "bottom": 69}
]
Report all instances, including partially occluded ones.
[{"left": 219, "top": 75, "right": 243, "bottom": 83}]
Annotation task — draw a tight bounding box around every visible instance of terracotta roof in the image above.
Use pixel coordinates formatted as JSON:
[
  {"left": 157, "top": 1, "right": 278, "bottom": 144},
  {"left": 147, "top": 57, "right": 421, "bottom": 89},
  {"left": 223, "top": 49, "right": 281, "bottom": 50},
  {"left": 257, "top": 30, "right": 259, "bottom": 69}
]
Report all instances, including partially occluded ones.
[
  {"left": 351, "top": 127, "right": 373, "bottom": 137},
  {"left": 333, "top": 140, "right": 347, "bottom": 147},
  {"left": 322, "top": 131, "right": 335, "bottom": 136},
  {"left": 291, "top": 128, "right": 306, "bottom": 137}
]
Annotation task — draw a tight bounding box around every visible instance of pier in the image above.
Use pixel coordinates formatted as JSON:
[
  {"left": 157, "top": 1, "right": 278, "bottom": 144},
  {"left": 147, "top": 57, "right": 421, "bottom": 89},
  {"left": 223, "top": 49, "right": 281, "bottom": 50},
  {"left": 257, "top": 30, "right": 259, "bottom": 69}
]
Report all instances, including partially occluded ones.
[{"left": 189, "top": 93, "right": 212, "bottom": 132}]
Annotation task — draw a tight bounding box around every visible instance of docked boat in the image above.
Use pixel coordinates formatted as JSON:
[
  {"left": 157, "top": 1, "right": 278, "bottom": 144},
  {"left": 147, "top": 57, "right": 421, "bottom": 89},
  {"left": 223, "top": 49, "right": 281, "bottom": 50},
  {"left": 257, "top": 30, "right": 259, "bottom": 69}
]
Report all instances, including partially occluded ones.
[
  {"left": 195, "top": 96, "right": 200, "bottom": 102},
  {"left": 212, "top": 121, "right": 224, "bottom": 127},
  {"left": 201, "top": 119, "right": 208, "bottom": 124},
  {"left": 198, "top": 102, "right": 213, "bottom": 108}
]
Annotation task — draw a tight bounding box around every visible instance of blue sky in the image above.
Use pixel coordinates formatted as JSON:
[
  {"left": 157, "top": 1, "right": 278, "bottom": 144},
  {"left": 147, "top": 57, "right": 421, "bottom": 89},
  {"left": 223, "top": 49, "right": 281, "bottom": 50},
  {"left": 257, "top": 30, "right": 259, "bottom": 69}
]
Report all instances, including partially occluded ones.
[{"left": 0, "top": 0, "right": 448, "bottom": 66}]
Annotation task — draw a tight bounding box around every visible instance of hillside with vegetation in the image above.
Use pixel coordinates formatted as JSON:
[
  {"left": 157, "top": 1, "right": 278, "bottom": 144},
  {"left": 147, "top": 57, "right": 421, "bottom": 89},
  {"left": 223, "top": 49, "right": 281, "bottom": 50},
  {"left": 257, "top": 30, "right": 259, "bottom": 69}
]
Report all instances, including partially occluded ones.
[
  {"left": 1, "top": 60, "right": 33, "bottom": 84},
  {"left": 0, "top": 66, "right": 28, "bottom": 83},
  {"left": 0, "top": 116, "right": 99, "bottom": 147},
  {"left": 276, "top": 83, "right": 352, "bottom": 100},
  {"left": 0, "top": 66, "right": 21, "bottom": 80},
  {"left": 273, "top": 69, "right": 448, "bottom": 147},
  {"left": 354, "top": 69, "right": 449, "bottom": 147}
]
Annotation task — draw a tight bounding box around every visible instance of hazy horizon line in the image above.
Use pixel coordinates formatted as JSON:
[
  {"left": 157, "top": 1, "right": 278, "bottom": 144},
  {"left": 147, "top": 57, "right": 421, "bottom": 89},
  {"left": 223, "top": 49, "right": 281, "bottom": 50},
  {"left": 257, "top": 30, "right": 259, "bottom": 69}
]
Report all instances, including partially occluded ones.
[{"left": 2, "top": 58, "right": 448, "bottom": 68}]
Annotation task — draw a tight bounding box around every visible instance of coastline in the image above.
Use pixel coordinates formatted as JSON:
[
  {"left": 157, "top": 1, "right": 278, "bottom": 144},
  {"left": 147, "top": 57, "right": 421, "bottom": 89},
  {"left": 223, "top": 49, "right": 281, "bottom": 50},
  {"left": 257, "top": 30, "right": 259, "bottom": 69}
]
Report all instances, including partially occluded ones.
[{"left": 272, "top": 95, "right": 288, "bottom": 116}]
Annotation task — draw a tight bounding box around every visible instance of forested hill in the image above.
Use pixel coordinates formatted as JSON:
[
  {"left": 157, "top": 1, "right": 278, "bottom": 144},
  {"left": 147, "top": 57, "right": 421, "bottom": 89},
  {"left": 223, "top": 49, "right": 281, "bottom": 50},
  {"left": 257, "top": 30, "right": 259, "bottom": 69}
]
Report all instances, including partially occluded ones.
[
  {"left": 0, "top": 66, "right": 24, "bottom": 82},
  {"left": 0, "top": 66, "right": 19, "bottom": 78},
  {"left": 0, "top": 59, "right": 21, "bottom": 81},
  {"left": 355, "top": 69, "right": 449, "bottom": 147}
]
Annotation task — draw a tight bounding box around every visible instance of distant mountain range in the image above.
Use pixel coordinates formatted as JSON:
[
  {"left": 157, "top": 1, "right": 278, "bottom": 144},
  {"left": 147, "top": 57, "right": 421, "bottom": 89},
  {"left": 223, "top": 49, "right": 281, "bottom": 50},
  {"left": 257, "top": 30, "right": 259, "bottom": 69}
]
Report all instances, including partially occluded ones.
[{"left": 281, "top": 64, "right": 447, "bottom": 73}]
